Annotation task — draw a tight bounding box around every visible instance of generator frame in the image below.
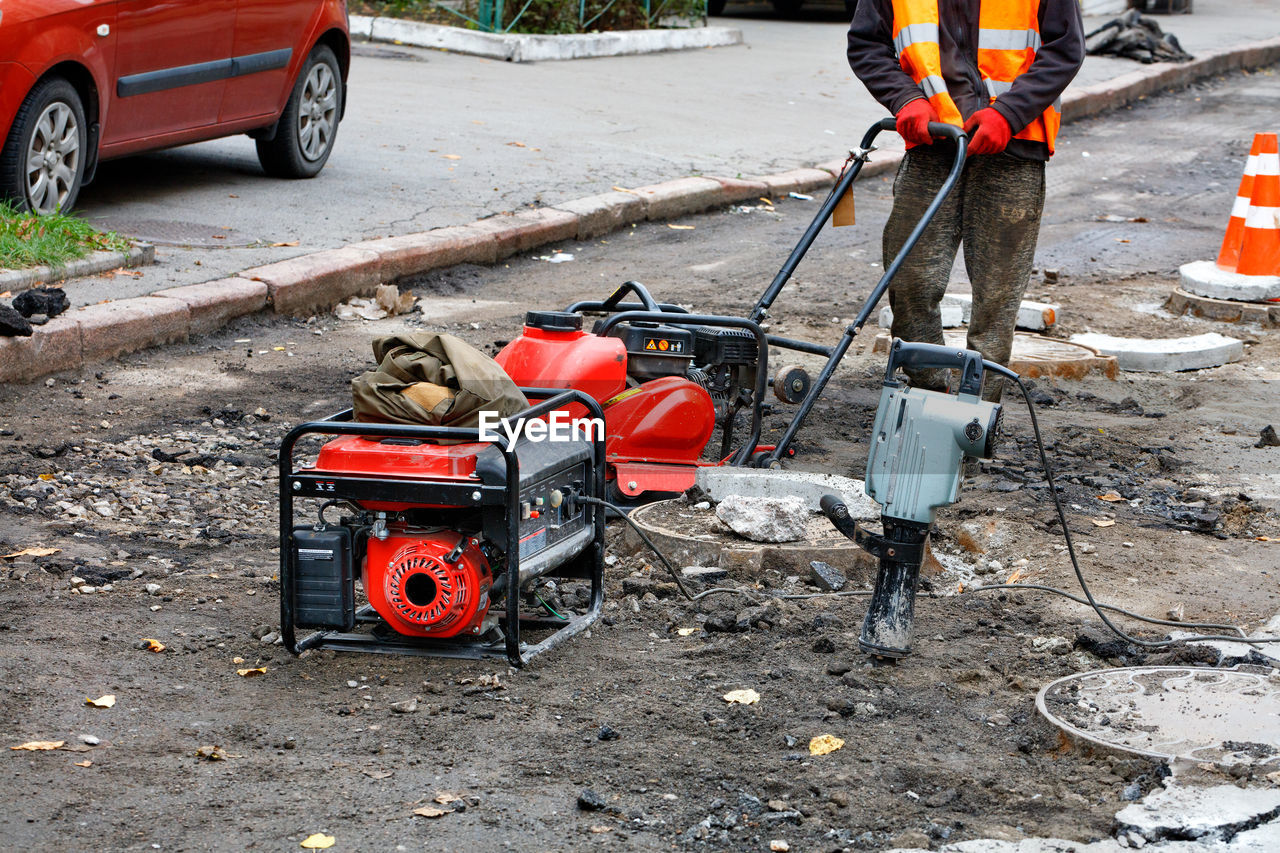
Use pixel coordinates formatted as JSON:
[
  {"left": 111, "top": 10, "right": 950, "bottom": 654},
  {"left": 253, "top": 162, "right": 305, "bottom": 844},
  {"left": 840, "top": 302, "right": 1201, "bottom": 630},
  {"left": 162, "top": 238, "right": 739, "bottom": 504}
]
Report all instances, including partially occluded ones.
[{"left": 279, "top": 388, "right": 607, "bottom": 668}]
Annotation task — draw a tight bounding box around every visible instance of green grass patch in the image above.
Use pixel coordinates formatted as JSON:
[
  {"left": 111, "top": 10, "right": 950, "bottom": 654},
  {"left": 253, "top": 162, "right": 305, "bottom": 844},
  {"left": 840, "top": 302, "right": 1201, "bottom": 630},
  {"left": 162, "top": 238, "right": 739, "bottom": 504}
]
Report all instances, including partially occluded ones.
[{"left": 0, "top": 203, "right": 131, "bottom": 272}]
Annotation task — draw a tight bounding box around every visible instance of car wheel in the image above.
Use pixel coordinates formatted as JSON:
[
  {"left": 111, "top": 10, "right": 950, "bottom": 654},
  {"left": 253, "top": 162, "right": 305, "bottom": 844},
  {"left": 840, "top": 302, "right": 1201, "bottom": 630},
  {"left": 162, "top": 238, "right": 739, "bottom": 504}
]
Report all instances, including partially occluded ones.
[
  {"left": 707, "top": 0, "right": 726, "bottom": 15},
  {"left": 0, "top": 77, "right": 87, "bottom": 214},
  {"left": 257, "top": 44, "right": 343, "bottom": 179},
  {"left": 771, "top": 0, "right": 803, "bottom": 13}
]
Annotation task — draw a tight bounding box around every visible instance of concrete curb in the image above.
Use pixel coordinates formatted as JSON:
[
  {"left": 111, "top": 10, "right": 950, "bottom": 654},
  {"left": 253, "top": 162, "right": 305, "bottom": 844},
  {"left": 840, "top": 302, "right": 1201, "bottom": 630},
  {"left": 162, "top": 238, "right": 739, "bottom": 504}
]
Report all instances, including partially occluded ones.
[
  {"left": 350, "top": 15, "right": 743, "bottom": 63},
  {"left": 0, "top": 244, "right": 155, "bottom": 294},
  {"left": 5, "top": 37, "right": 1280, "bottom": 384}
]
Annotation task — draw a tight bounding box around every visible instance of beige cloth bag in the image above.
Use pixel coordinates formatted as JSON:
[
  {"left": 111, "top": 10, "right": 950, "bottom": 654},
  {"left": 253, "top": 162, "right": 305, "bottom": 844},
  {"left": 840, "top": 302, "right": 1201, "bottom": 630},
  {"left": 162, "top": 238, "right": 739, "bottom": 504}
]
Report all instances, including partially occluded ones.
[{"left": 351, "top": 332, "right": 528, "bottom": 428}]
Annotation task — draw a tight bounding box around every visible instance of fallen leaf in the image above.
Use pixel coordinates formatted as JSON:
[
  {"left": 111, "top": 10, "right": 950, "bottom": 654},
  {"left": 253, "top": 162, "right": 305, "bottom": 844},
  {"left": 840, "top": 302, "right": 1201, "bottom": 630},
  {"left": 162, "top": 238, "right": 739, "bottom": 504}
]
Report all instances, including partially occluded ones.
[
  {"left": 270, "top": 241, "right": 300, "bottom": 247},
  {"left": 272, "top": 346, "right": 286, "bottom": 352},
  {"left": 757, "top": 197, "right": 773, "bottom": 205},
  {"left": 300, "top": 833, "right": 336, "bottom": 849},
  {"left": 1091, "top": 518, "right": 1116, "bottom": 528},
  {"left": 195, "top": 745, "right": 227, "bottom": 761},
  {"left": 139, "top": 638, "right": 165, "bottom": 653},
  {"left": 1, "top": 546, "right": 60, "bottom": 559},
  {"left": 667, "top": 224, "right": 695, "bottom": 230},
  {"left": 611, "top": 186, "right": 639, "bottom": 195},
  {"left": 11, "top": 740, "right": 64, "bottom": 751},
  {"left": 590, "top": 825, "right": 612, "bottom": 834},
  {"left": 722, "top": 688, "right": 760, "bottom": 705},
  {"left": 237, "top": 667, "right": 267, "bottom": 677},
  {"left": 38, "top": 474, "right": 55, "bottom": 481},
  {"left": 412, "top": 806, "right": 447, "bottom": 818},
  {"left": 232, "top": 657, "right": 245, "bottom": 664},
  {"left": 1097, "top": 492, "right": 1124, "bottom": 502},
  {"left": 676, "top": 628, "right": 697, "bottom": 637},
  {"left": 74, "top": 760, "right": 92, "bottom": 768},
  {"left": 434, "top": 792, "right": 461, "bottom": 804},
  {"left": 442, "top": 154, "right": 461, "bottom": 160},
  {"left": 1006, "top": 569, "right": 1025, "bottom": 585},
  {"left": 86, "top": 695, "right": 116, "bottom": 708},
  {"left": 362, "top": 769, "right": 393, "bottom": 779},
  {"left": 809, "top": 734, "right": 845, "bottom": 756},
  {"left": 505, "top": 141, "right": 527, "bottom": 147}
]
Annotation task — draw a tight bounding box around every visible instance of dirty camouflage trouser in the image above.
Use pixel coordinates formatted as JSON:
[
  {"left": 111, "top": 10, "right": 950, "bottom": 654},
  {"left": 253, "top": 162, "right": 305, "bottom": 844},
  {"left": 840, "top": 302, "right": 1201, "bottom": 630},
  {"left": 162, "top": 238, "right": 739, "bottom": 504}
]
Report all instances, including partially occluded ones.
[{"left": 883, "top": 145, "right": 1046, "bottom": 402}]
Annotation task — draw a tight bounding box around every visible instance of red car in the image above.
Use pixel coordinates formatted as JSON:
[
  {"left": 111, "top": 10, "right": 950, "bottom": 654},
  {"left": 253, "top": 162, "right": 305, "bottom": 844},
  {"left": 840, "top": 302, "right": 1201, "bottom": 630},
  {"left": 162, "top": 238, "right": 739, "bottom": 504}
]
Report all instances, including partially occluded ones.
[{"left": 0, "top": 0, "right": 350, "bottom": 214}]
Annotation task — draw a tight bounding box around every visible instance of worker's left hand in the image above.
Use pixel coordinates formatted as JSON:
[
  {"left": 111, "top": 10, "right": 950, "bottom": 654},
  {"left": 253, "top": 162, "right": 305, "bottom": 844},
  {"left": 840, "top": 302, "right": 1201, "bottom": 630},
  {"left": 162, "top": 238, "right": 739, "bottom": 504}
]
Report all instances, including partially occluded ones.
[{"left": 963, "top": 109, "right": 1012, "bottom": 156}]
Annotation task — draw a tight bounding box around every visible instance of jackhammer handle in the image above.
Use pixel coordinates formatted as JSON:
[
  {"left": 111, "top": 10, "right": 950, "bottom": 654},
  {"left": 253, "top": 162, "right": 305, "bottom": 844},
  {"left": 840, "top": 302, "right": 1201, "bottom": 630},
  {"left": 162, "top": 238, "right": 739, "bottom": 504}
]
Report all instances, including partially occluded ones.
[
  {"left": 820, "top": 494, "right": 860, "bottom": 541},
  {"left": 885, "top": 338, "right": 984, "bottom": 397}
]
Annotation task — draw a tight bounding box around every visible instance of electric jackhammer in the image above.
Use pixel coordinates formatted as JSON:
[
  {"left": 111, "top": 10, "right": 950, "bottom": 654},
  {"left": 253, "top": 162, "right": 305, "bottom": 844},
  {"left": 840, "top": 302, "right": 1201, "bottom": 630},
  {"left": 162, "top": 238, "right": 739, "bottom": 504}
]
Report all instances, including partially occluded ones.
[{"left": 822, "top": 338, "right": 1013, "bottom": 660}]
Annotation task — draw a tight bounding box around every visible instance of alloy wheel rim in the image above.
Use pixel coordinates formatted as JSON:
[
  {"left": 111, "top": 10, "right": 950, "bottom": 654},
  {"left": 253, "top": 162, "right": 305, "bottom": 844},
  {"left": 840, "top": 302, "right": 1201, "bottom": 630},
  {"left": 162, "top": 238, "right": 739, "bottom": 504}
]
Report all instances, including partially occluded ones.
[
  {"left": 25, "top": 101, "right": 80, "bottom": 214},
  {"left": 297, "top": 63, "right": 337, "bottom": 162}
]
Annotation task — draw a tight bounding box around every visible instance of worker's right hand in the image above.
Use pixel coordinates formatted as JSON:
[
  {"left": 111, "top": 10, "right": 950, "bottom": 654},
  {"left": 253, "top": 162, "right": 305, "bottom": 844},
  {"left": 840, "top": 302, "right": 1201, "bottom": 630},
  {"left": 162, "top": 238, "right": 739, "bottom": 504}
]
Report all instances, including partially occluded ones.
[{"left": 895, "top": 98, "right": 939, "bottom": 146}]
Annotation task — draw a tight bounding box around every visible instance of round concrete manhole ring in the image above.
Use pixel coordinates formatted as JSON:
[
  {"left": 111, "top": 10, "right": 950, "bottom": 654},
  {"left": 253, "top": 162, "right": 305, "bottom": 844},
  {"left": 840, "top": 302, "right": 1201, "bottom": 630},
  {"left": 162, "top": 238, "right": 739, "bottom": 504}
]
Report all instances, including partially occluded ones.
[
  {"left": 624, "top": 498, "right": 877, "bottom": 582},
  {"left": 1036, "top": 666, "right": 1280, "bottom": 768}
]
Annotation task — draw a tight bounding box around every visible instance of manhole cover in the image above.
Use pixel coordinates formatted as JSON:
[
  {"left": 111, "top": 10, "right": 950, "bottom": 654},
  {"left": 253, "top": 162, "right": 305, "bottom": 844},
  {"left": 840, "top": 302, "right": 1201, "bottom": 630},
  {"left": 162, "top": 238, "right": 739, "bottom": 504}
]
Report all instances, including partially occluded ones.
[
  {"left": 1037, "top": 666, "right": 1280, "bottom": 768},
  {"left": 872, "top": 331, "right": 1118, "bottom": 380},
  {"left": 88, "top": 218, "right": 259, "bottom": 248}
]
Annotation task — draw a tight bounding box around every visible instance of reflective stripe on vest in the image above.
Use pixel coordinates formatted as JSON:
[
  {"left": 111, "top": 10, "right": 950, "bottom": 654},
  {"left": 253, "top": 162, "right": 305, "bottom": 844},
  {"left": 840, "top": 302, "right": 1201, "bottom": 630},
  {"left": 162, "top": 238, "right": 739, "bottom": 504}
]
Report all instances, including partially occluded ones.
[{"left": 890, "top": 0, "right": 1061, "bottom": 154}]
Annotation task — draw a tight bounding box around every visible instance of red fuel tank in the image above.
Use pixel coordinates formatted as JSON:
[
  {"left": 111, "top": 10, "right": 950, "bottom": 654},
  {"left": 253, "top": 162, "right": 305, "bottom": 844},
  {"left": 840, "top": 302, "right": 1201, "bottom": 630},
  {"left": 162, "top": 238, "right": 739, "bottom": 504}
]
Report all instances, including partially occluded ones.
[
  {"left": 603, "top": 376, "right": 715, "bottom": 466},
  {"left": 495, "top": 313, "right": 627, "bottom": 405}
]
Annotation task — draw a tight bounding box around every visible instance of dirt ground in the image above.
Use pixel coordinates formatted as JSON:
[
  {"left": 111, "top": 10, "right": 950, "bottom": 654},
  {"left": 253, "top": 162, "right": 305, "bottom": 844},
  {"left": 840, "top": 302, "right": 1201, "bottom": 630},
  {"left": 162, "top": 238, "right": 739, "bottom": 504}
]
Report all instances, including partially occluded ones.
[{"left": 2, "top": 70, "right": 1279, "bottom": 852}]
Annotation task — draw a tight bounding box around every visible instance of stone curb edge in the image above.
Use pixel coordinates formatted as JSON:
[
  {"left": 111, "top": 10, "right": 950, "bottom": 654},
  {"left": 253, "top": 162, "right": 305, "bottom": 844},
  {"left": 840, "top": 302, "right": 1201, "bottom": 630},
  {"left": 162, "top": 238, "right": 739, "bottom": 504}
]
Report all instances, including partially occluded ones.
[
  {"left": 349, "top": 15, "right": 743, "bottom": 63},
  {"left": 0, "top": 244, "right": 156, "bottom": 294},
  {"left": 5, "top": 37, "right": 1279, "bottom": 385}
]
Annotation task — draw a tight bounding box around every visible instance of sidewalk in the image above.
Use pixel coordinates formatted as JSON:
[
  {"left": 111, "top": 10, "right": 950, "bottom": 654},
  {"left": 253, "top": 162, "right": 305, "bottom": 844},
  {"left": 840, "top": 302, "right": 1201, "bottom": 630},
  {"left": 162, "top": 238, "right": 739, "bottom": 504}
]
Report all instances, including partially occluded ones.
[{"left": 4, "top": 1, "right": 1279, "bottom": 382}]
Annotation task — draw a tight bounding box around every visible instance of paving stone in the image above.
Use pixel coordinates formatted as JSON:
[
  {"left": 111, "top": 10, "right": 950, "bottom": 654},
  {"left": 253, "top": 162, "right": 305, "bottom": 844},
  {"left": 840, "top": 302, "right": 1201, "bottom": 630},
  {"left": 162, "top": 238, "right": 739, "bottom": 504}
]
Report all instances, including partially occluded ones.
[
  {"left": 241, "top": 248, "right": 382, "bottom": 317},
  {"left": 77, "top": 297, "right": 189, "bottom": 362},
  {"left": 758, "top": 169, "right": 834, "bottom": 198},
  {"left": 0, "top": 314, "right": 82, "bottom": 384},
  {"left": 467, "top": 208, "right": 579, "bottom": 259},
  {"left": 630, "top": 177, "right": 725, "bottom": 221},
  {"left": 878, "top": 299, "right": 966, "bottom": 329},
  {"left": 151, "top": 278, "right": 268, "bottom": 336},
  {"left": 1180, "top": 260, "right": 1280, "bottom": 302},
  {"left": 552, "top": 191, "right": 645, "bottom": 239},
  {"left": 879, "top": 294, "right": 1057, "bottom": 331},
  {"left": 348, "top": 225, "right": 501, "bottom": 281},
  {"left": 1070, "top": 332, "right": 1244, "bottom": 372}
]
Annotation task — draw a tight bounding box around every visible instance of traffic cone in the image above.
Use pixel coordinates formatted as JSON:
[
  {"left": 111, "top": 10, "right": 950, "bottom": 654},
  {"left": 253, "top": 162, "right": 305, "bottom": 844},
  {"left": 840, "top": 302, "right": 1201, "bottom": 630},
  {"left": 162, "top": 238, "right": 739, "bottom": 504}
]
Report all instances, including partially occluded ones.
[
  {"left": 1215, "top": 133, "right": 1267, "bottom": 270},
  {"left": 1235, "top": 133, "right": 1280, "bottom": 280}
]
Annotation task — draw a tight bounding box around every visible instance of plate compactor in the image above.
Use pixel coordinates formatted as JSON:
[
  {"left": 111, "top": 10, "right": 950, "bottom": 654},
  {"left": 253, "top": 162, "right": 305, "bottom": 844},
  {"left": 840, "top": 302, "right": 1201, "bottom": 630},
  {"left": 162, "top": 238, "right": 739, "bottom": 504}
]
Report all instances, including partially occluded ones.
[
  {"left": 278, "top": 119, "right": 969, "bottom": 666},
  {"left": 494, "top": 118, "right": 969, "bottom": 502}
]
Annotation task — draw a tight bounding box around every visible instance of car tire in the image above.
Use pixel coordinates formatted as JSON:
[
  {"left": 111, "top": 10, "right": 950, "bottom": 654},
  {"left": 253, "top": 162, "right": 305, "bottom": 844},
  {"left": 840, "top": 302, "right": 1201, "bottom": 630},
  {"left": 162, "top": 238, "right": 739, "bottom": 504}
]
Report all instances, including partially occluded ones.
[
  {"left": 707, "top": 0, "right": 726, "bottom": 15},
  {"left": 771, "top": 0, "right": 803, "bottom": 13},
  {"left": 257, "top": 44, "right": 343, "bottom": 179},
  {"left": 0, "top": 77, "right": 87, "bottom": 214}
]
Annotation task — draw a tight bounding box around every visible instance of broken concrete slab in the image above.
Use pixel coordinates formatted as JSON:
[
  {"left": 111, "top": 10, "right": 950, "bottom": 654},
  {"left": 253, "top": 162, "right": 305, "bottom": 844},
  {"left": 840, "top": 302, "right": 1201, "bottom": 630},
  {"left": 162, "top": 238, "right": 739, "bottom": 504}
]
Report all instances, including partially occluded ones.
[
  {"left": 1180, "top": 260, "right": 1280, "bottom": 303},
  {"left": 694, "top": 468, "right": 879, "bottom": 520},
  {"left": 878, "top": 300, "right": 966, "bottom": 329},
  {"left": 1069, "top": 332, "right": 1244, "bottom": 372},
  {"left": 715, "top": 495, "right": 810, "bottom": 543},
  {"left": 808, "top": 560, "right": 846, "bottom": 592},
  {"left": 1117, "top": 784, "right": 1280, "bottom": 844}
]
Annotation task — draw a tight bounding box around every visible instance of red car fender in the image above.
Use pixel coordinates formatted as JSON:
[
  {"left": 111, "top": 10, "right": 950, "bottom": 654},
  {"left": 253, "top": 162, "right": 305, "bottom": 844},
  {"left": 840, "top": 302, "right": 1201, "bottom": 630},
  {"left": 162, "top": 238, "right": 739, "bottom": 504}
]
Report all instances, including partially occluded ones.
[{"left": 277, "top": 3, "right": 351, "bottom": 114}]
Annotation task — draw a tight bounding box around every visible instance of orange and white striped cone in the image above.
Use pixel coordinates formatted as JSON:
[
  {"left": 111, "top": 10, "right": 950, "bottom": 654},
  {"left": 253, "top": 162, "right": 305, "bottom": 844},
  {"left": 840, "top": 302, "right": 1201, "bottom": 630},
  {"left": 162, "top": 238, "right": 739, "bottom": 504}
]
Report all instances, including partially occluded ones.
[
  {"left": 1180, "top": 132, "right": 1280, "bottom": 303},
  {"left": 1236, "top": 134, "right": 1280, "bottom": 284},
  {"left": 1215, "top": 133, "right": 1269, "bottom": 271}
]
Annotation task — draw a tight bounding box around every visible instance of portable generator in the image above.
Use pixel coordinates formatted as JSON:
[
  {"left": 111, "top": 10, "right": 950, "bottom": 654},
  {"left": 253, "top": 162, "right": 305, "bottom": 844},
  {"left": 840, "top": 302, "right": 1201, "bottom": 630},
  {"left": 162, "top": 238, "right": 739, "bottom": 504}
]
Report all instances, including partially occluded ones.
[
  {"left": 279, "top": 389, "right": 605, "bottom": 667},
  {"left": 494, "top": 118, "right": 969, "bottom": 502}
]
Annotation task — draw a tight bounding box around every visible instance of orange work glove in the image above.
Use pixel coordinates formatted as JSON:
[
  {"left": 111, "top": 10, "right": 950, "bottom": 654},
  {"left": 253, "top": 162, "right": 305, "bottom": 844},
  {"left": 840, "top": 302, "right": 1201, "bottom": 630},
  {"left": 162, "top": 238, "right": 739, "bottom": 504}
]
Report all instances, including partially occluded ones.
[
  {"left": 963, "top": 108, "right": 1012, "bottom": 156},
  {"left": 895, "top": 98, "right": 939, "bottom": 147}
]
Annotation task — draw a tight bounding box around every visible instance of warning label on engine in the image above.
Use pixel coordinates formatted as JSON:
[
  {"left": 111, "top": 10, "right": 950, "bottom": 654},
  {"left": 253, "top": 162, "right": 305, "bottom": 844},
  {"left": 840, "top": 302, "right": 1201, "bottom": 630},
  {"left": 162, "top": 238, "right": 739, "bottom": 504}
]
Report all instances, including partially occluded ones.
[
  {"left": 518, "top": 527, "right": 547, "bottom": 559},
  {"left": 643, "top": 337, "right": 683, "bottom": 354}
]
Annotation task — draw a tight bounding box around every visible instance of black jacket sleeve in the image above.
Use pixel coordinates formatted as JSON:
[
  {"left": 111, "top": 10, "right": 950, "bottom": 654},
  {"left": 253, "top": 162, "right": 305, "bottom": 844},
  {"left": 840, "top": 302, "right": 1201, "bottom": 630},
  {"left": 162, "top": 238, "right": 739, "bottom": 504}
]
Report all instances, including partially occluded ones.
[
  {"left": 847, "top": 0, "right": 926, "bottom": 116},
  {"left": 990, "top": 0, "right": 1085, "bottom": 134}
]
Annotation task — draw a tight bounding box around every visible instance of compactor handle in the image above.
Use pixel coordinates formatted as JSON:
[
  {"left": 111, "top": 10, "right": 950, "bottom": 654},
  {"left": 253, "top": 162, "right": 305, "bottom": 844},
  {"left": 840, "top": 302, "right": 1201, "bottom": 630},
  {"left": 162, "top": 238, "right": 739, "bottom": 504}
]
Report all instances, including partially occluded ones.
[{"left": 927, "top": 122, "right": 965, "bottom": 142}]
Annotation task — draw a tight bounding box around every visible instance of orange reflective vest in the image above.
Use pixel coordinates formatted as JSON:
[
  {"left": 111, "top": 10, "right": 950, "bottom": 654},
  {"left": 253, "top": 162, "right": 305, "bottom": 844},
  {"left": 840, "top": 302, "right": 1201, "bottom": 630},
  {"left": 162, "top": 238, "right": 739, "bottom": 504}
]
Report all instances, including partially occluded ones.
[{"left": 890, "top": 0, "right": 1062, "bottom": 153}]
